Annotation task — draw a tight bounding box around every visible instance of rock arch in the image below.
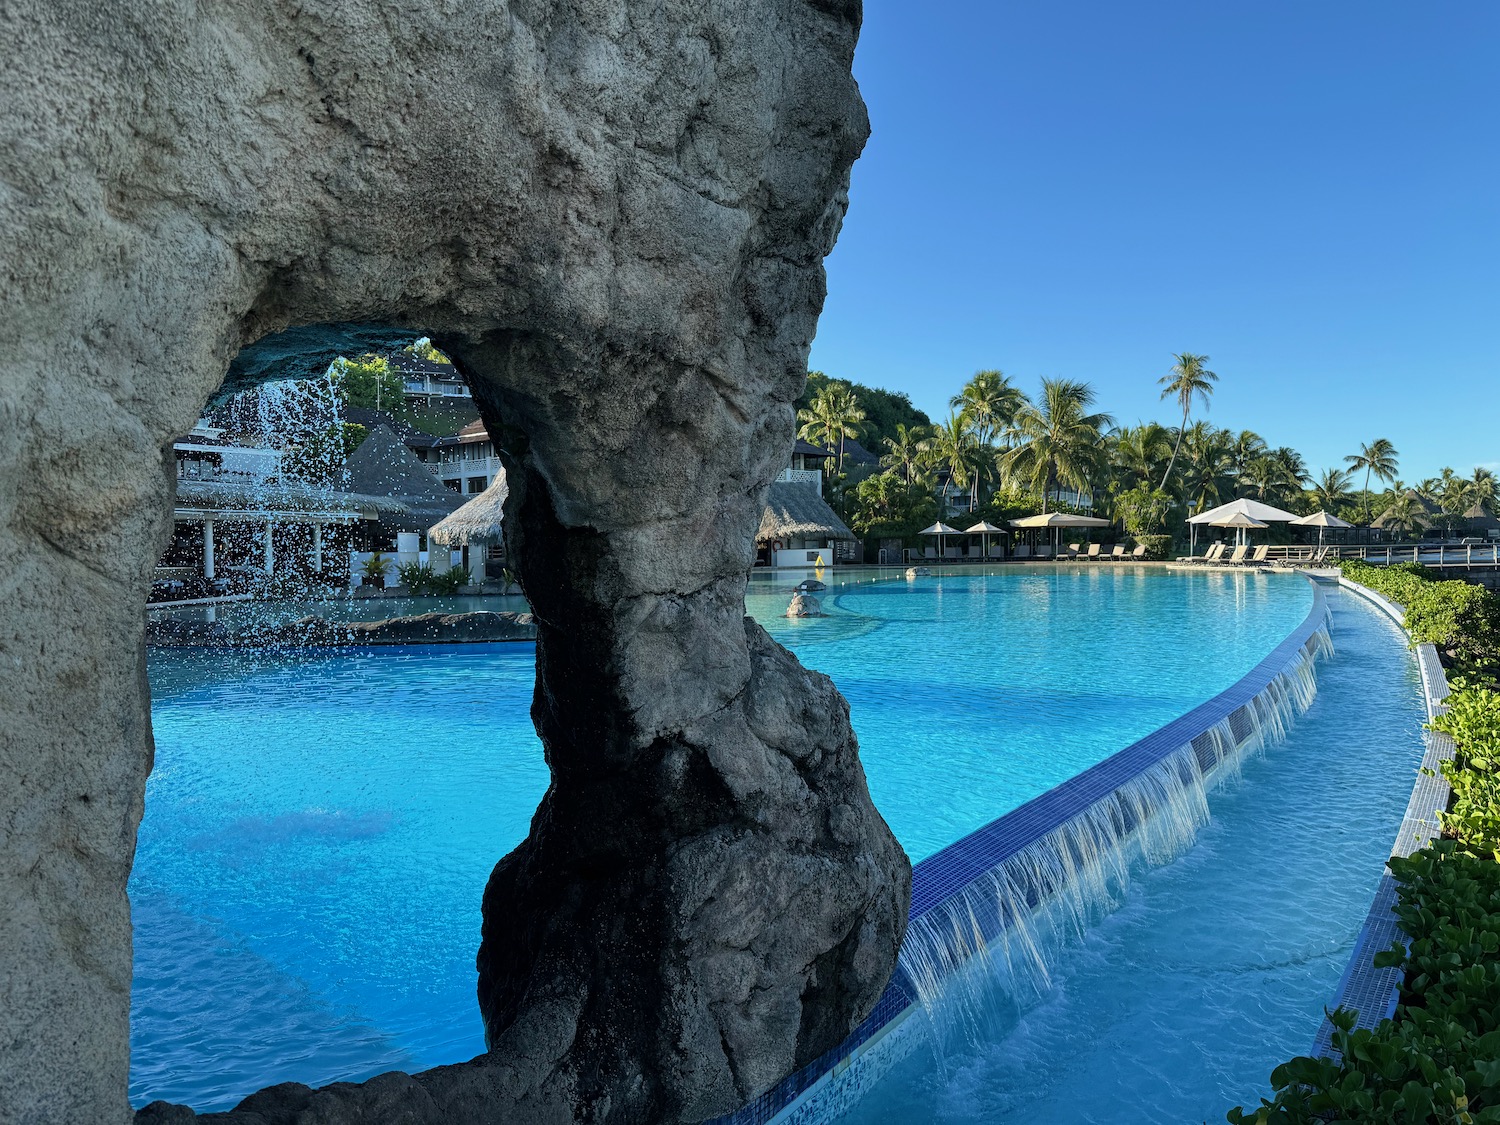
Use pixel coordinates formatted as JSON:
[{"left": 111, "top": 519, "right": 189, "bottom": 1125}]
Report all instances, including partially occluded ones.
[{"left": 0, "top": 2, "right": 909, "bottom": 1123}]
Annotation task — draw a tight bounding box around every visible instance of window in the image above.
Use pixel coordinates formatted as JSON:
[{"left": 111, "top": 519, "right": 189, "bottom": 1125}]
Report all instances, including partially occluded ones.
[
  {"left": 466, "top": 476, "right": 487, "bottom": 494},
  {"left": 443, "top": 479, "right": 461, "bottom": 492}
]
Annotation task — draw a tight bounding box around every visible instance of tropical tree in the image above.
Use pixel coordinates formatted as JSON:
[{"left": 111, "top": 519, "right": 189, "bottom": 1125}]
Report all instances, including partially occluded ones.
[
  {"left": 1227, "top": 430, "right": 1268, "bottom": 494},
  {"left": 929, "top": 412, "right": 987, "bottom": 512},
  {"left": 1468, "top": 467, "right": 1497, "bottom": 513},
  {"left": 1179, "top": 423, "right": 1234, "bottom": 514},
  {"left": 999, "top": 379, "right": 1114, "bottom": 513},
  {"left": 950, "top": 369, "right": 1024, "bottom": 448},
  {"left": 1378, "top": 485, "right": 1427, "bottom": 538},
  {"left": 331, "top": 353, "right": 403, "bottom": 413},
  {"left": 1344, "top": 439, "right": 1400, "bottom": 525},
  {"left": 880, "top": 423, "right": 932, "bottom": 494},
  {"left": 797, "top": 384, "right": 867, "bottom": 475},
  {"left": 1310, "top": 467, "right": 1353, "bottom": 514},
  {"left": 1157, "top": 352, "right": 1219, "bottom": 490},
  {"left": 1110, "top": 423, "right": 1173, "bottom": 491}
]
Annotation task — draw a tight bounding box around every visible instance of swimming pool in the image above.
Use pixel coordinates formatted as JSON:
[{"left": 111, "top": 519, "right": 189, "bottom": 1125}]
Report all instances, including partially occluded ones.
[
  {"left": 132, "top": 566, "right": 1316, "bottom": 1109},
  {"left": 789, "top": 583, "right": 1425, "bottom": 1125}
]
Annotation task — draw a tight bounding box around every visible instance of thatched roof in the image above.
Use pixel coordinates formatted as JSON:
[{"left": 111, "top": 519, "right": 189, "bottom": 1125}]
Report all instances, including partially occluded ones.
[
  {"left": 1465, "top": 503, "right": 1500, "bottom": 532},
  {"left": 757, "top": 481, "right": 855, "bottom": 544},
  {"left": 345, "top": 425, "right": 464, "bottom": 530},
  {"left": 175, "top": 477, "right": 406, "bottom": 516},
  {"left": 429, "top": 469, "right": 509, "bottom": 546}
]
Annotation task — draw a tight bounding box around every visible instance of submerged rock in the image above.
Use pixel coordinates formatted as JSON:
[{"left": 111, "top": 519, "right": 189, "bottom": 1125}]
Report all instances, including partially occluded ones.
[
  {"left": 906, "top": 566, "right": 932, "bottom": 578},
  {"left": 786, "top": 593, "right": 826, "bottom": 617}
]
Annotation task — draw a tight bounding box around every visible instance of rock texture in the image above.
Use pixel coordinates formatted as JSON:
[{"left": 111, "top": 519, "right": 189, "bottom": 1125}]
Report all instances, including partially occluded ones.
[
  {"left": 786, "top": 593, "right": 826, "bottom": 617},
  {"left": 0, "top": 2, "right": 909, "bottom": 1124}
]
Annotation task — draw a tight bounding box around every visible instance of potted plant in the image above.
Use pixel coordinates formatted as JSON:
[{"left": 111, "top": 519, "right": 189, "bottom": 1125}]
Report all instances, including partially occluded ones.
[{"left": 361, "top": 552, "right": 390, "bottom": 589}]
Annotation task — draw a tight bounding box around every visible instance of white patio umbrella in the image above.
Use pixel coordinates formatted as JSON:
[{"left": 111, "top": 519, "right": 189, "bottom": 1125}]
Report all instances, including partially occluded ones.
[
  {"left": 1187, "top": 498, "right": 1299, "bottom": 555},
  {"left": 1009, "top": 512, "right": 1112, "bottom": 553},
  {"left": 919, "top": 521, "right": 963, "bottom": 560},
  {"left": 1210, "top": 511, "right": 1268, "bottom": 547},
  {"left": 1290, "top": 509, "right": 1354, "bottom": 549},
  {"left": 964, "top": 520, "right": 1006, "bottom": 560}
]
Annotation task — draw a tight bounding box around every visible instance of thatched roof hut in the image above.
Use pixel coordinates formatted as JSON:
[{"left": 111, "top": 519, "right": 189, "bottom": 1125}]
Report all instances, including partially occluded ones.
[
  {"left": 344, "top": 425, "right": 464, "bottom": 531},
  {"left": 757, "top": 481, "right": 855, "bottom": 544},
  {"left": 429, "top": 469, "right": 509, "bottom": 547},
  {"left": 1465, "top": 503, "right": 1500, "bottom": 535},
  {"left": 1372, "top": 489, "right": 1438, "bottom": 531}
]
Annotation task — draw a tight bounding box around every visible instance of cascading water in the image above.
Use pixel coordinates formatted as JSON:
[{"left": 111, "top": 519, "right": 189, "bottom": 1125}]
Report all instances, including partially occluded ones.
[{"left": 765, "top": 617, "right": 1333, "bottom": 1125}]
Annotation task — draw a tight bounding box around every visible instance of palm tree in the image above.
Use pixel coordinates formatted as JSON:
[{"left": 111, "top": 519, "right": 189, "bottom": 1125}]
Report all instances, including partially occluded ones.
[
  {"left": 1157, "top": 352, "right": 1219, "bottom": 490},
  {"left": 1110, "top": 423, "right": 1173, "bottom": 490},
  {"left": 1000, "top": 379, "right": 1115, "bottom": 513},
  {"left": 1344, "top": 439, "right": 1400, "bottom": 525},
  {"left": 950, "top": 369, "right": 1025, "bottom": 448},
  {"left": 1379, "top": 486, "right": 1426, "bottom": 538},
  {"left": 880, "top": 423, "right": 931, "bottom": 495},
  {"left": 930, "top": 412, "right": 985, "bottom": 512},
  {"left": 797, "top": 384, "right": 867, "bottom": 475},
  {"left": 1311, "top": 467, "right": 1353, "bottom": 514},
  {"left": 1467, "top": 467, "right": 1497, "bottom": 513},
  {"left": 1227, "top": 429, "right": 1267, "bottom": 494},
  {"left": 1180, "top": 423, "right": 1234, "bottom": 513}
]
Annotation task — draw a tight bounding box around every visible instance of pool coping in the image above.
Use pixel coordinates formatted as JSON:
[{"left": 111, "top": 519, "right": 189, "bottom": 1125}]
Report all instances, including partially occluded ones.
[
  {"left": 715, "top": 578, "right": 1332, "bottom": 1125},
  {"left": 1311, "top": 577, "right": 1453, "bottom": 1055}
]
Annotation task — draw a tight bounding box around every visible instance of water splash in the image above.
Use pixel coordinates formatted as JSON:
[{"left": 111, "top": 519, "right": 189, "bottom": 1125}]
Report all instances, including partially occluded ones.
[{"left": 894, "top": 625, "right": 1332, "bottom": 1053}]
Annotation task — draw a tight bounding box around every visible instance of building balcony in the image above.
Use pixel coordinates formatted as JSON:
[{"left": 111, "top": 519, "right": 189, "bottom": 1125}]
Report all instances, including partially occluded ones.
[{"left": 776, "top": 467, "right": 822, "bottom": 495}]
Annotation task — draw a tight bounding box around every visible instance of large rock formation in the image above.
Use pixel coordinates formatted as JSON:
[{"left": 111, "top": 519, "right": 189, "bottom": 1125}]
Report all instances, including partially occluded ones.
[{"left": 0, "top": 2, "right": 909, "bottom": 1123}]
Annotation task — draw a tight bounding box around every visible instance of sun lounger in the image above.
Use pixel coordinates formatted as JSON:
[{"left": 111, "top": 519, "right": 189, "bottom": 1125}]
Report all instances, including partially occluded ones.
[
  {"left": 1014, "top": 544, "right": 1031, "bottom": 559},
  {"left": 1130, "top": 544, "right": 1148, "bottom": 560},
  {"left": 1177, "top": 543, "right": 1224, "bottom": 565},
  {"left": 1223, "top": 545, "right": 1248, "bottom": 565},
  {"left": 1245, "top": 545, "right": 1270, "bottom": 566},
  {"left": 923, "top": 546, "right": 938, "bottom": 559},
  {"left": 988, "top": 544, "right": 1005, "bottom": 558},
  {"left": 1085, "top": 543, "right": 1101, "bottom": 560},
  {"left": 1108, "top": 545, "right": 1126, "bottom": 561},
  {"left": 1064, "top": 542, "right": 1082, "bottom": 558},
  {"left": 1036, "top": 545, "right": 1054, "bottom": 559}
]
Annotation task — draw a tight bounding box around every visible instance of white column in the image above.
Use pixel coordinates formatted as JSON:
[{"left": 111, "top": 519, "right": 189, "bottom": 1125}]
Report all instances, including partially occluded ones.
[
  {"left": 312, "top": 523, "right": 323, "bottom": 571},
  {"left": 263, "top": 520, "right": 274, "bottom": 574},
  {"left": 202, "top": 520, "right": 215, "bottom": 579},
  {"left": 430, "top": 540, "right": 452, "bottom": 573}
]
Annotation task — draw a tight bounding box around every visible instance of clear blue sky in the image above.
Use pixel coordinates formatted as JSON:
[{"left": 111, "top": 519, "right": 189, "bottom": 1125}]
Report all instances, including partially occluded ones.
[{"left": 808, "top": 1, "right": 1499, "bottom": 484}]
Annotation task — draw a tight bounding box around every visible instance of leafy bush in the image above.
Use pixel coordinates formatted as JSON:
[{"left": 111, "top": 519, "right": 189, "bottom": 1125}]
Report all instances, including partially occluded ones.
[
  {"left": 396, "top": 561, "right": 433, "bottom": 590},
  {"left": 1132, "top": 533, "right": 1173, "bottom": 560},
  {"left": 1116, "top": 484, "right": 1172, "bottom": 536},
  {"left": 1431, "top": 687, "right": 1500, "bottom": 856},
  {"left": 1339, "top": 560, "right": 1500, "bottom": 678},
  {"left": 427, "top": 566, "right": 470, "bottom": 595}
]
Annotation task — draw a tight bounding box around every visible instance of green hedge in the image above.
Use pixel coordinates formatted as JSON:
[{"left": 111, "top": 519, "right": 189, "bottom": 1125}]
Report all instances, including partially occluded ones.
[
  {"left": 1226, "top": 569, "right": 1500, "bottom": 1123},
  {"left": 1338, "top": 560, "right": 1500, "bottom": 678}
]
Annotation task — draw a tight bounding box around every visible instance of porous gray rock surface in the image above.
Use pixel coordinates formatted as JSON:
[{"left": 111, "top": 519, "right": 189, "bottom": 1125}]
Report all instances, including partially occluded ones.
[
  {"left": 0, "top": 1, "right": 909, "bottom": 1124},
  {"left": 785, "top": 593, "right": 826, "bottom": 617}
]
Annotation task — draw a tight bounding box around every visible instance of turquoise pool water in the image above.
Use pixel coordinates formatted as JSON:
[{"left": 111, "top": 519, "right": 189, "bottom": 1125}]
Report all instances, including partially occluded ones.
[
  {"left": 131, "top": 566, "right": 1314, "bottom": 1109},
  {"left": 835, "top": 585, "right": 1425, "bottom": 1125}
]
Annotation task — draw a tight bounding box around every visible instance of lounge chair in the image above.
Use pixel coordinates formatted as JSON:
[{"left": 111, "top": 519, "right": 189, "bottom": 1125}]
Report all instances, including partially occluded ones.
[
  {"left": 1035, "top": 544, "right": 1054, "bottom": 559},
  {"left": 1064, "top": 542, "right": 1082, "bottom": 559},
  {"left": 1085, "top": 543, "right": 1101, "bottom": 560},
  {"left": 1014, "top": 544, "right": 1031, "bottom": 559},
  {"left": 1223, "top": 545, "right": 1248, "bottom": 566},
  {"left": 1245, "top": 545, "right": 1270, "bottom": 566},
  {"left": 923, "top": 546, "right": 938, "bottom": 559},
  {"left": 1109, "top": 545, "right": 1127, "bottom": 561},
  {"left": 988, "top": 544, "right": 1005, "bottom": 559},
  {"left": 1178, "top": 543, "right": 1224, "bottom": 565},
  {"left": 1130, "top": 544, "right": 1148, "bottom": 560}
]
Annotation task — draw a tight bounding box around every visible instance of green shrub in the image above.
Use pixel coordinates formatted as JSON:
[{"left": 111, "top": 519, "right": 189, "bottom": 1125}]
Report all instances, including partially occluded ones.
[
  {"left": 1431, "top": 687, "right": 1500, "bottom": 856},
  {"left": 427, "top": 566, "right": 470, "bottom": 595},
  {"left": 396, "top": 561, "right": 433, "bottom": 591},
  {"left": 1132, "top": 533, "right": 1173, "bottom": 560},
  {"left": 1339, "top": 560, "right": 1500, "bottom": 678}
]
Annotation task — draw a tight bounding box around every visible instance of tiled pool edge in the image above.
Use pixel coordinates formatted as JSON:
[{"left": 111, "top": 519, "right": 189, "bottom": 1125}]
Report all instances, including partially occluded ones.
[
  {"left": 713, "top": 580, "right": 1333, "bottom": 1125},
  {"left": 1311, "top": 577, "right": 1453, "bottom": 1056}
]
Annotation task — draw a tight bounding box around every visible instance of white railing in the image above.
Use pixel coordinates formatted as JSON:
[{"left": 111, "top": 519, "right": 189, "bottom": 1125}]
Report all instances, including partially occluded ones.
[{"left": 776, "top": 467, "right": 822, "bottom": 495}]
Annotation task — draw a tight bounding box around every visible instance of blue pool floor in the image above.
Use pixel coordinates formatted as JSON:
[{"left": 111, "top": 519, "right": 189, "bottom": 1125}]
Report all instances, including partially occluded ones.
[{"left": 836, "top": 585, "right": 1425, "bottom": 1124}]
